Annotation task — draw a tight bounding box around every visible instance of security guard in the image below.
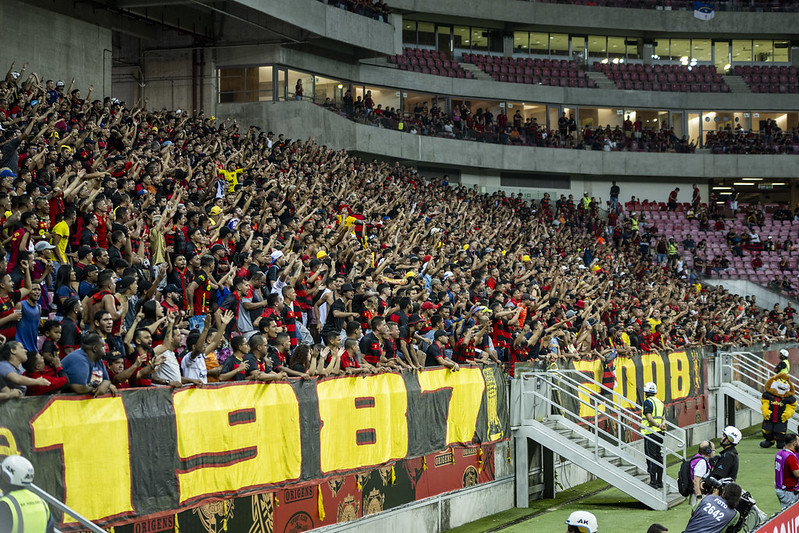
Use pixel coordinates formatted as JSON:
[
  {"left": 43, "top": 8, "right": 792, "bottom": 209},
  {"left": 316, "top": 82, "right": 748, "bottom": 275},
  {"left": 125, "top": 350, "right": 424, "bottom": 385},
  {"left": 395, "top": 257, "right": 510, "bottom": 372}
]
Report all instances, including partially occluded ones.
[
  {"left": 641, "top": 381, "right": 666, "bottom": 488},
  {"left": 0, "top": 455, "right": 54, "bottom": 533},
  {"left": 776, "top": 349, "right": 791, "bottom": 376}
]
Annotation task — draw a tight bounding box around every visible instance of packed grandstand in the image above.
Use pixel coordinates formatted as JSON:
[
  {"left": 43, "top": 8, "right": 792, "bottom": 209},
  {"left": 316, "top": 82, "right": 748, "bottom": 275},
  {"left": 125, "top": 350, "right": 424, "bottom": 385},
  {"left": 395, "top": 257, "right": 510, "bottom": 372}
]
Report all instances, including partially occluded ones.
[
  {"left": 0, "top": 64, "right": 796, "bottom": 400},
  {"left": 2, "top": 0, "right": 799, "bottom": 531}
]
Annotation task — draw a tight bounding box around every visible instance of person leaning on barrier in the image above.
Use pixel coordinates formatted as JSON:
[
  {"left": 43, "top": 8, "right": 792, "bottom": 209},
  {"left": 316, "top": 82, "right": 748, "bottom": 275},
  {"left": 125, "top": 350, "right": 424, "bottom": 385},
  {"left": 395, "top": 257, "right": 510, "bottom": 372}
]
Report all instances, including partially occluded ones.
[
  {"left": 641, "top": 381, "right": 666, "bottom": 489},
  {"left": 710, "top": 426, "right": 741, "bottom": 482},
  {"left": 683, "top": 481, "right": 741, "bottom": 533},
  {"left": 775, "top": 433, "right": 799, "bottom": 510},
  {"left": 0, "top": 455, "right": 54, "bottom": 533}
]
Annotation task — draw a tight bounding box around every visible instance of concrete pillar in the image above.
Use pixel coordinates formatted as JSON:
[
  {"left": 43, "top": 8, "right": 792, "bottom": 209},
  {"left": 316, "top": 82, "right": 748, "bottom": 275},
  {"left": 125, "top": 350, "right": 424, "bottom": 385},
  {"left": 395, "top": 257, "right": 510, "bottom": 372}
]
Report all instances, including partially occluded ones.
[
  {"left": 389, "top": 13, "right": 403, "bottom": 55},
  {"left": 642, "top": 43, "right": 654, "bottom": 66},
  {"left": 791, "top": 46, "right": 799, "bottom": 68},
  {"left": 504, "top": 33, "right": 514, "bottom": 58},
  {"left": 514, "top": 435, "right": 529, "bottom": 507}
]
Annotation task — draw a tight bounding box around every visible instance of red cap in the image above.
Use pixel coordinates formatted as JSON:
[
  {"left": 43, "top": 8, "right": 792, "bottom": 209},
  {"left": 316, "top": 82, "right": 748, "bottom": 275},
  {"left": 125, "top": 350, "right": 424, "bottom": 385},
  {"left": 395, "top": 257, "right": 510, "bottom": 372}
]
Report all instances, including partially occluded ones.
[
  {"left": 421, "top": 302, "right": 441, "bottom": 311},
  {"left": 423, "top": 255, "right": 432, "bottom": 263}
]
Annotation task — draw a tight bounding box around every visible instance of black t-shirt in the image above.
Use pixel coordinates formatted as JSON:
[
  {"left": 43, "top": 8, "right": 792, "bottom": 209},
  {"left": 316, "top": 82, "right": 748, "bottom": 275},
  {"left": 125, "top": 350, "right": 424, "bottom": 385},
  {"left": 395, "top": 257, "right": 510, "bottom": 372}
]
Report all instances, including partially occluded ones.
[
  {"left": 322, "top": 298, "right": 346, "bottom": 337},
  {"left": 425, "top": 343, "right": 443, "bottom": 367},
  {"left": 359, "top": 332, "right": 382, "bottom": 365},
  {"left": 59, "top": 317, "right": 82, "bottom": 355},
  {"left": 220, "top": 353, "right": 258, "bottom": 381}
]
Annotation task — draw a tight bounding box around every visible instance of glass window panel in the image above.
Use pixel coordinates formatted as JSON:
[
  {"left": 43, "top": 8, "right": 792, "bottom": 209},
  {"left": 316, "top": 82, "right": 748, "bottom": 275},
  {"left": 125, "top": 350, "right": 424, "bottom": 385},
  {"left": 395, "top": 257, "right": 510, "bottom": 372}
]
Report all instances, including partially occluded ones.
[
  {"left": 277, "top": 68, "right": 286, "bottom": 101},
  {"left": 691, "top": 39, "right": 712, "bottom": 62},
  {"left": 714, "top": 42, "right": 730, "bottom": 71},
  {"left": 571, "top": 36, "right": 586, "bottom": 62},
  {"left": 488, "top": 30, "right": 504, "bottom": 53},
  {"left": 471, "top": 27, "right": 489, "bottom": 52},
  {"left": 437, "top": 25, "right": 452, "bottom": 56},
  {"left": 530, "top": 32, "right": 548, "bottom": 55},
  {"left": 219, "top": 68, "right": 245, "bottom": 103},
  {"left": 774, "top": 41, "right": 790, "bottom": 62},
  {"left": 515, "top": 31, "right": 530, "bottom": 54},
  {"left": 402, "top": 20, "right": 417, "bottom": 46},
  {"left": 313, "top": 75, "right": 340, "bottom": 105},
  {"left": 753, "top": 40, "right": 772, "bottom": 62},
  {"left": 418, "top": 22, "right": 435, "bottom": 47},
  {"left": 287, "top": 69, "right": 313, "bottom": 101},
  {"left": 607, "top": 36, "right": 625, "bottom": 60},
  {"left": 550, "top": 33, "right": 569, "bottom": 56},
  {"left": 626, "top": 38, "right": 641, "bottom": 60},
  {"left": 670, "top": 39, "right": 690, "bottom": 61},
  {"left": 654, "top": 39, "right": 670, "bottom": 61},
  {"left": 258, "top": 66, "right": 273, "bottom": 102},
  {"left": 732, "top": 40, "right": 752, "bottom": 62},
  {"left": 454, "top": 26, "right": 470, "bottom": 50},
  {"left": 587, "top": 35, "right": 607, "bottom": 59}
]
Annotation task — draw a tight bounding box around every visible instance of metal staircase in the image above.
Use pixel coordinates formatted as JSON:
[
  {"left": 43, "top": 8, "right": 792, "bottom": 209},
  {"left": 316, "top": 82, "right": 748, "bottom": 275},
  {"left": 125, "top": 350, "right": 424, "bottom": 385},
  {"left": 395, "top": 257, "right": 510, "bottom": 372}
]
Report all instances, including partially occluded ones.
[
  {"left": 716, "top": 351, "right": 799, "bottom": 434},
  {"left": 512, "top": 370, "right": 686, "bottom": 511}
]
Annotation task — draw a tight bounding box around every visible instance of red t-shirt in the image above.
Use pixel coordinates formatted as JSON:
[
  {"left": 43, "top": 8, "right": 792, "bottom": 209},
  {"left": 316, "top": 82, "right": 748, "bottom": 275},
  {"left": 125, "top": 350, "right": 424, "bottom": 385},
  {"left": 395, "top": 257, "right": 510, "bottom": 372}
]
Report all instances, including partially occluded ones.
[{"left": 784, "top": 453, "right": 799, "bottom": 490}]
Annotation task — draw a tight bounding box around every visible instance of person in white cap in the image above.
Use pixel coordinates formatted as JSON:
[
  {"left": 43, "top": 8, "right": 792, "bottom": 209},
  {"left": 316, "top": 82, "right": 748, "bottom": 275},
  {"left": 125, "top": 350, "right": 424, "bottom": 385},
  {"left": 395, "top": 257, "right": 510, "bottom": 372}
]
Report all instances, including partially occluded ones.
[
  {"left": 641, "top": 381, "right": 666, "bottom": 488},
  {"left": 566, "top": 510, "right": 597, "bottom": 533},
  {"left": 0, "top": 455, "right": 54, "bottom": 533},
  {"left": 776, "top": 348, "right": 791, "bottom": 376},
  {"left": 710, "top": 426, "right": 742, "bottom": 481}
]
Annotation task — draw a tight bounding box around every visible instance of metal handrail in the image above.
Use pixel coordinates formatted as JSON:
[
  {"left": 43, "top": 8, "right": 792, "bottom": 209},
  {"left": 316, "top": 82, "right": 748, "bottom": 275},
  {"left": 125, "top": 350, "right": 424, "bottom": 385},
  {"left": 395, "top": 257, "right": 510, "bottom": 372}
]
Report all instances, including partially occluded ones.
[
  {"left": 519, "top": 371, "right": 685, "bottom": 499},
  {"left": 27, "top": 483, "right": 105, "bottom": 533},
  {"left": 551, "top": 369, "right": 687, "bottom": 448},
  {"left": 720, "top": 350, "right": 799, "bottom": 390},
  {"left": 521, "top": 375, "right": 670, "bottom": 490},
  {"left": 538, "top": 378, "right": 685, "bottom": 456}
]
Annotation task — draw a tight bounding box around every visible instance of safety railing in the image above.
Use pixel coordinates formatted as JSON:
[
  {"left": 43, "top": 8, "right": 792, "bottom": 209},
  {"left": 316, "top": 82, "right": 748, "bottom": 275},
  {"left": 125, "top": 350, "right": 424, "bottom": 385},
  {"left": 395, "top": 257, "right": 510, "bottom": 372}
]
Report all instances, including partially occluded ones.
[
  {"left": 718, "top": 350, "right": 797, "bottom": 391},
  {"left": 27, "top": 483, "right": 105, "bottom": 533},
  {"left": 518, "top": 369, "right": 686, "bottom": 500}
]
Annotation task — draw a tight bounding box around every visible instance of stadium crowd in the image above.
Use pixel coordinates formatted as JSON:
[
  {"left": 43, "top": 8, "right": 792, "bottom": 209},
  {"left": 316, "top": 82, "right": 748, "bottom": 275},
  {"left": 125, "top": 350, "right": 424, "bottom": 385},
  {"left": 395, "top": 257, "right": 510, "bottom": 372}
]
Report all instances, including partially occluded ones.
[
  {"left": 316, "top": 0, "right": 390, "bottom": 22},
  {"left": 328, "top": 97, "right": 799, "bottom": 155},
  {"left": 0, "top": 62, "right": 796, "bottom": 400}
]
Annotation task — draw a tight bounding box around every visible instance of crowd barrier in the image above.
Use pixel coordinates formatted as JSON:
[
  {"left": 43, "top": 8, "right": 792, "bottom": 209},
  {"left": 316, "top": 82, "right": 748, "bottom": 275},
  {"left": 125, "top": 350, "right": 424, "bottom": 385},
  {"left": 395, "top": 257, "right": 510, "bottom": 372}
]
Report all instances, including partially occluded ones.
[{"left": 0, "top": 366, "right": 509, "bottom": 531}]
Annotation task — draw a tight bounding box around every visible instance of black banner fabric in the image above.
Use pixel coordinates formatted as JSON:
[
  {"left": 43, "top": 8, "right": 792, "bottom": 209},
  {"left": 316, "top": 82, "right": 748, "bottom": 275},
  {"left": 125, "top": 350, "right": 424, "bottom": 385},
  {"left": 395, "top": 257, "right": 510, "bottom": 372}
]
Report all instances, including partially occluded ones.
[{"left": 0, "top": 366, "right": 508, "bottom": 530}]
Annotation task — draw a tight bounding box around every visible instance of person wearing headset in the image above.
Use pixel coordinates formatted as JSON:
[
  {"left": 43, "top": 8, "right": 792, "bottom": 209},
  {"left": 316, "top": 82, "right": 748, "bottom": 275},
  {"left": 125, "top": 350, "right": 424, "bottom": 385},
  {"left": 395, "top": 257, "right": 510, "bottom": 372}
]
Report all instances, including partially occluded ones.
[
  {"left": 0, "top": 455, "right": 54, "bottom": 533},
  {"left": 710, "top": 426, "right": 742, "bottom": 482},
  {"left": 690, "top": 441, "right": 715, "bottom": 505},
  {"left": 566, "top": 510, "right": 598, "bottom": 533}
]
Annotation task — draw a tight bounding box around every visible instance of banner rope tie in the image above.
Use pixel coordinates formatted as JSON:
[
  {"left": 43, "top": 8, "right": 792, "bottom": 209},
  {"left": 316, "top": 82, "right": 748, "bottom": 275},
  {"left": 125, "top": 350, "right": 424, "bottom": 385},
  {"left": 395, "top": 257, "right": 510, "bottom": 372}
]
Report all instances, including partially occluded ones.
[{"left": 318, "top": 484, "right": 326, "bottom": 521}]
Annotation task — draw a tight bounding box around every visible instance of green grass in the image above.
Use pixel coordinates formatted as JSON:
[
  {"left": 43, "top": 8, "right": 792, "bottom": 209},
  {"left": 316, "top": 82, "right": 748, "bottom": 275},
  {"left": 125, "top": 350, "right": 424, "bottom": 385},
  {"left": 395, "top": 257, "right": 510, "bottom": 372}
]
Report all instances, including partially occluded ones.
[{"left": 450, "top": 426, "right": 780, "bottom": 533}]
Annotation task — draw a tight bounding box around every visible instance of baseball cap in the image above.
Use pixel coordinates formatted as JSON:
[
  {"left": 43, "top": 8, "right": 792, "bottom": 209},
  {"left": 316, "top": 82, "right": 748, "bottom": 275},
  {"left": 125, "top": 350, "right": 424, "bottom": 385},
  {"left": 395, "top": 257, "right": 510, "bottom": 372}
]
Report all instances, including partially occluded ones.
[
  {"left": 56, "top": 80, "right": 65, "bottom": 87},
  {"left": 407, "top": 314, "right": 424, "bottom": 325},
  {"left": 421, "top": 302, "right": 440, "bottom": 311},
  {"left": 209, "top": 206, "right": 222, "bottom": 216},
  {"left": 163, "top": 284, "right": 181, "bottom": 295},
  {"left": 34, "top": 241, "right": 56, "bottom": 252},
  {"left": 0, "top": 168, "right": 17, "bottom": 178}
]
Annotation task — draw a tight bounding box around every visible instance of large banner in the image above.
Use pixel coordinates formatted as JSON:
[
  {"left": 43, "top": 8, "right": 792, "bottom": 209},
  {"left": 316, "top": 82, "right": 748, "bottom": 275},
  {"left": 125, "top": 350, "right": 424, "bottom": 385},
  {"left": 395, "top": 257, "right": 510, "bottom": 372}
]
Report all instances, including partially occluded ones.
[
  {"left": 755, "top": 498, "right": 799, "bottom": 533},
  {"left": 567, "top": 348, "right": 708, "bottom": 427},
  {"left": 104, "top": 443, "right": 500, "bottom": 533},
  {"left": 0, "top": 366, "right": 509, "bottom": 530}
]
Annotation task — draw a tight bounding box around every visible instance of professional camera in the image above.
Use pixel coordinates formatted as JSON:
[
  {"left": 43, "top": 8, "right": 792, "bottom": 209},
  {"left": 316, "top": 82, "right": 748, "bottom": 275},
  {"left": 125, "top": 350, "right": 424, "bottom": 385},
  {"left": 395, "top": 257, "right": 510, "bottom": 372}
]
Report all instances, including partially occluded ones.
[
  {"left": 701, "top": 477, "right": 766, "bottom": 533},
  {"left": 702, "top": 476, "right": 729, "bottom": 493}
]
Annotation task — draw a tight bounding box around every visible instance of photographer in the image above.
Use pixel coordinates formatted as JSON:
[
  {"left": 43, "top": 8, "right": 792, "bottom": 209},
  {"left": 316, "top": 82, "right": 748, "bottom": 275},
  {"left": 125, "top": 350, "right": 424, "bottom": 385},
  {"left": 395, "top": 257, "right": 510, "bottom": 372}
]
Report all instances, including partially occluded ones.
[
  {"left": 710, "top": 426, "right": 741, "bottom": 481},
  {"left": 683, "top": 481, "right": 742, "bottom": 533},
  {"left": 775, "top": 433, "right": 799, "bottom": 510}
]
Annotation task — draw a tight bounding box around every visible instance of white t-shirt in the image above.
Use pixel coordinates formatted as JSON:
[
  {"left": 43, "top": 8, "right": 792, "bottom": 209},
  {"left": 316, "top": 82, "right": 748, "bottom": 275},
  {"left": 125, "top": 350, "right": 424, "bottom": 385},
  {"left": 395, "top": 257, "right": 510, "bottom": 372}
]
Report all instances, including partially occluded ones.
[
  {"left": 693, "top": 456, "right": 709, "bottom": 480},
  {"left": 180, "top": 351, "right": 208, "bottom": 383},
  {"left": 155, "top": 350, "right": 181, "bottom": 384}
]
